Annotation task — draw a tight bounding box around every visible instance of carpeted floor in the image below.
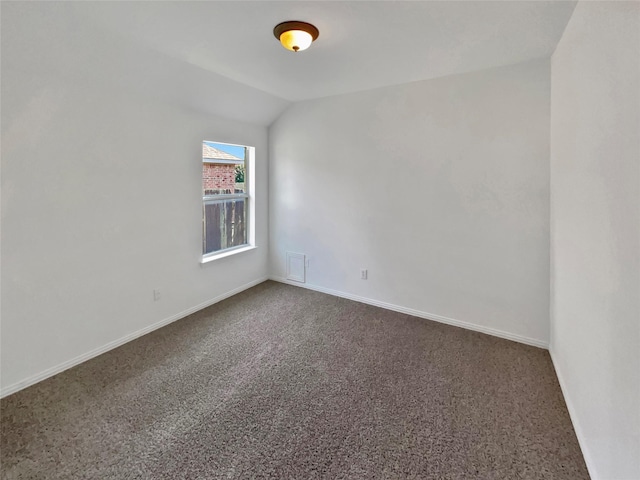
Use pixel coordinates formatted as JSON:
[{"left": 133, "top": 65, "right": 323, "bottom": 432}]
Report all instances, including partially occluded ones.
[{"left": 1, "top": 281, "right": 588, "bottom": 479}]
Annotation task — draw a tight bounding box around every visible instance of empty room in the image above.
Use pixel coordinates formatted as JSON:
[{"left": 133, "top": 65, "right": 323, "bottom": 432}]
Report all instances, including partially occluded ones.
[{"left": 1, "top": 1, "right": 638, "bottom": 479}]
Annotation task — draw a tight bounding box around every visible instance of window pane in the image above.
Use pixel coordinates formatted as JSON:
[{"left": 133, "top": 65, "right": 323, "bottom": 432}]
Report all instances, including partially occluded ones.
[
  {"left": 202, "top": 141, "right": 250, "bottom": 256},
  {"left": 203, "top": 199, "right": 248, "bottom": 254},
  {"left": 202, "top": 142, "right": 246, "bottom": 195}
]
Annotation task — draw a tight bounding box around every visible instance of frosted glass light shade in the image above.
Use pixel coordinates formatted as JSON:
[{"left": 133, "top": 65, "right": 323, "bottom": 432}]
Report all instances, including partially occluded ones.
[
  {"left": 279, "top": 30, "right": 313, "bottom": 52},
  {"left": 273, "top": 21, "right": 319, "bottom": 52}
]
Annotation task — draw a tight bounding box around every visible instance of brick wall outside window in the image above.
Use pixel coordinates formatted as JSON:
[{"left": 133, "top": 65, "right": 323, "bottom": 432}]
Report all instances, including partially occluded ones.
[{"left": 203, "top": 163, "right": 236, "bottom": 193}]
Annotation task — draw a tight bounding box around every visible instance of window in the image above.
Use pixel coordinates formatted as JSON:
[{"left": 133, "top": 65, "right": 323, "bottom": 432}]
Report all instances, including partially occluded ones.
[{"left": 202, "top": 141, "right": 254, "bottom": 259}]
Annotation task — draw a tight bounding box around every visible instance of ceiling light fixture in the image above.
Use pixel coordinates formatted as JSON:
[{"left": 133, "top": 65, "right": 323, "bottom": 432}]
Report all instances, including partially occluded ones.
[{"left": 273, "top": 21, "right": 319, "bottom": 52}]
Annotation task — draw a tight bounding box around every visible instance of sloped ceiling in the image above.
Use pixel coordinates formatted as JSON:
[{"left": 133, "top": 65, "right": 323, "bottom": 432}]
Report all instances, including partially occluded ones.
[
  {"left": 83, "top": 1, "right": 577, "bottom": 100},
  {"left": 2, "top": 1, "right": 577, "bottom": 125}
]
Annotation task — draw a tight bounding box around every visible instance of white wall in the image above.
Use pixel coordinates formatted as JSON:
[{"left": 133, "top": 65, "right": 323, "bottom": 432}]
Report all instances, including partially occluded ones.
[
  {"left": 0, "top": 3, "right": 286, "bottom": 395},
  {"left": 269, "top": 59, "right": 551, "bottom": 346},
  {"left": 550, "top": 2, "right": 640, "bottom": 479}
]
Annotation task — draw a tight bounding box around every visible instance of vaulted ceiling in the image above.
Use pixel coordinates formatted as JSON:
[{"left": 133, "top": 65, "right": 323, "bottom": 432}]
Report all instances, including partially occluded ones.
[
  {"left": 2, "top": 1, "right": 577, "bottom": 125},
  {"left": 81, "top": 1, "right": 577, "bottom": 101}
]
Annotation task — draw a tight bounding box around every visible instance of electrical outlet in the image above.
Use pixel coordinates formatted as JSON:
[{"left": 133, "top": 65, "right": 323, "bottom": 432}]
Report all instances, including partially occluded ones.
[
  {"left": 153, "top": 289, "right": 161, "bottom": 301},
  {"left": 360, "top": 269, "right": 368, "bottom": 280}
]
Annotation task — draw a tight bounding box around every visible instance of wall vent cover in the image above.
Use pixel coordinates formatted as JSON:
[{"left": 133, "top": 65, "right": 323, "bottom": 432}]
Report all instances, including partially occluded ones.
[{"left": 286, "top": 252, "right": 306, "bottom": 283}]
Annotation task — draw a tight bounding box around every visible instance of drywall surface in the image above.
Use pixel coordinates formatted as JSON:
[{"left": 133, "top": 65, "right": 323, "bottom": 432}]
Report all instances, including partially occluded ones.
[
  {"left": 550, "top": 2, "right": 640, "bottom": 478},
  {"left": 269, "top": 59, "right": 551, "bottom": 345},
  {"left": 1, "top": 3, "right": 272, "bottom": 393}
]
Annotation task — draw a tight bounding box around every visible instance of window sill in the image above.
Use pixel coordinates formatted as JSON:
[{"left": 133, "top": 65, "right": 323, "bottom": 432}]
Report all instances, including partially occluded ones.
[{"left": 200, "top": 245, "right": 256, "bottom": 264}]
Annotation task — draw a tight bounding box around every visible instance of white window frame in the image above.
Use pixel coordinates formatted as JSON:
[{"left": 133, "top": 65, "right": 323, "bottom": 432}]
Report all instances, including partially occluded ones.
[{"left": 201, "top": 143, "right": 256, "bottom": 263}]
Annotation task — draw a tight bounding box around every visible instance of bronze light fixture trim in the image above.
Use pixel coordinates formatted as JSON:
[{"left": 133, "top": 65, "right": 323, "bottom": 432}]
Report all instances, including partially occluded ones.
[{"left": 273, "top": 21, "right": 319, "bottom": 52}]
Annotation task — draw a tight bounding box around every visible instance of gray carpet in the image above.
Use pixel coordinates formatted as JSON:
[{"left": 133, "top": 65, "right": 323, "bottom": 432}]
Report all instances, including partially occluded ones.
[{"left": 1, "top": 281, "right": 588, "bottom": 479}]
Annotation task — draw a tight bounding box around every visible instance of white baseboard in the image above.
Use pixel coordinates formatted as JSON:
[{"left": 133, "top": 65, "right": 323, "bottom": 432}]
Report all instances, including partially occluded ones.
[
  {"left": 269, "top": 276, "right": 549, "bottom": 349},
  {"left": 0, "top": 277, "right": 268, "bottom": 399},
  {"left": 1, "top": 275, "right": 548, "bottom": 398},
  {"left": 549, "top": 348, "right": 597, "bottom": 479}
]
